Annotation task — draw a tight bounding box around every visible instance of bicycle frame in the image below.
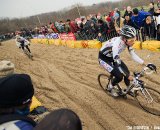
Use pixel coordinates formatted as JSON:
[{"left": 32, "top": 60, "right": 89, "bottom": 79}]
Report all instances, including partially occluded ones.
[{"left": 108, "top": 67, "right": 156, "bottom": 97}]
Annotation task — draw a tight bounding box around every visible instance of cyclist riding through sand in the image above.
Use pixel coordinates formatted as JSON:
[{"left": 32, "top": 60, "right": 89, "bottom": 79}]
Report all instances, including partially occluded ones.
[
  {"left": 15, "top": 35, "right": 32, "bottom": 55},
  {"left": 98, "top": 25, "right": 156, "bottom": 96}
]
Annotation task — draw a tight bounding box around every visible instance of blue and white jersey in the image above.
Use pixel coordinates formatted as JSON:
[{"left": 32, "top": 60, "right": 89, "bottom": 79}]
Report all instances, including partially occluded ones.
[{"left": 0, "top": 120, "right": 34, "bottom": 130}]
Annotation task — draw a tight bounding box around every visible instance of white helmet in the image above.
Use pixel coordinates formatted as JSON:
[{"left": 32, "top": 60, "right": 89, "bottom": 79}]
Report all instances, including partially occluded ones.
[
  {"left": 120, "top": 25, "right": 136, "bottom": 39},
  {"left": 15, "top": 35, "right": 20, "bottom": 39}
]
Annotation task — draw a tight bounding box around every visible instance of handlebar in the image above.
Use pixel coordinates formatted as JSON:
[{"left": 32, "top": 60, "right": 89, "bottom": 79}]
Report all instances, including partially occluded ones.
[{"left": 134, "top": 67, "right": 156, "bottom": 79}]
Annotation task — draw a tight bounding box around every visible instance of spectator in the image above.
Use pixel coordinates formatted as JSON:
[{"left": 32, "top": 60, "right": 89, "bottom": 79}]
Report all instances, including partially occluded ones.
[
  {"left": 90, "top": 14, "right": 97, "bottom": 23},
  {"left": 50, "top": 22, "right": 58, "bottom": 33},
  {"left": 106, "top": 16, "right": 115, "bottom": 33},
  {"left": 96, "top": 14, "right": 101, "bottom": 20},
  {"left": 148, "top": 2, "right": 155, "bottom": 15},
  {"left": 58, "top": 21, "right": 65, "bottom": 33},
  {"left": 65, "top": 20, "right": 71, "bottom": 33},
  {"left": 154, "top": 8, "right": 160, "bottom": 40},
  {"left": 79, "top": 18, "right": 92, "bottom": 39},
  {"left": 76, "top": 21, "right": 83, "bottom": 32},
  {"left": 97, "top": 32, "right": 106, "bottom": 43},
  {"left": 109, "top": 11, "right": 114, "bottom": 21},
  {"left": 34, "top": 108, "right": 82, "bottom": 130},
  {"left": 97, "top": 19, "right": 109, "bottom": 38},
  {"left": 66, "top": 19, "right": 78, "bottom": 33},
  {"left": 88, "top": 22, "right": 98, "bottom": 39},
  {"left": 55, "top": 22, "right": 62, "bottom": 33},
  {"left": 114, "top": 14, "right": 124, "bottom": 33},
  {"left": 0, "top": 61, "right": 36, "bottom": 130},
  {"left": 123, "top": 6, "right": 132, "bottom": 18},
  {"left": 143, "top": 16, "right": 156, "bottom": 39},
  {"left": 157, "top": 1, "right": 160, "bottom": 8},
  {"left": 123, "top": 14, "right": 134, "bottom": 27},
  {"left": 131, "top": 8, "right": 151, "bottom": 29},
  {"left": 113, "top": 9, "right": 120, "bottom": 27},
  {"left": 115, "top": 8, "right": 120, "bottom": 17}
]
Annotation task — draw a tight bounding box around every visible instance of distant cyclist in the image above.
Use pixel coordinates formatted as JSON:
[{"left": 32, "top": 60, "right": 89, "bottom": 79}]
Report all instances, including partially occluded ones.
[
  {"left": 15, "top": 35, "right": 32, "bottom": 55},
  {"left": 98, "top": 25, "right": 156, "bottom": 96}
]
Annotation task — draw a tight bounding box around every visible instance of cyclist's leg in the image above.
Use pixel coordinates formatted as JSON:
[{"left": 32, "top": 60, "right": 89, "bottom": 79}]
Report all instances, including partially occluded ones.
[
  {"left": 21, "top": 45, "right": 25, "bottom": 51},
  {"left": 110, "top": 67, "right": 123, "bottom": 86},
  {"left": 99, "top": 58, "right": 124, "bottom": 86},
  {"left": 25, "top": 45, "right": 31, "bottom": 53},
  {"left": 120, "top": 61, "right": 130, "bottom": 86},
  {"left": 20, "top": 42, "right": 25, "bottom": 51},
  {"left": 99, "top": 59, "right": 114, "bottom": 73},
  {"left": 99, "top": 58, "right": 115, "bottom": 90}
]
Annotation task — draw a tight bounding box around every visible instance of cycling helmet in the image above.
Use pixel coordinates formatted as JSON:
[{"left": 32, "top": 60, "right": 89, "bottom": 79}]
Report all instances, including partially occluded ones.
[
  {"left": 16, "top": 35, "right": 20, "bottom": 39},
  {"left": 120, "top": 25, "right": 136, "bottom": 39}
]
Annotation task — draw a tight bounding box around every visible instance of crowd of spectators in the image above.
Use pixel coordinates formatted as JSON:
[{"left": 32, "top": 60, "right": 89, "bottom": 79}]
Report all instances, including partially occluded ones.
[
  {"left": 29, "top": 1, "right": 160, "bottom": 42},
  {"left": 0, "top": 33, "right": 15, "bottom": 42},
  {"left": 1, "top": 1, "right": 160, "bottom": 43},
  {"left": 34, "top": 1, "right": 160, "bottom": 42}
]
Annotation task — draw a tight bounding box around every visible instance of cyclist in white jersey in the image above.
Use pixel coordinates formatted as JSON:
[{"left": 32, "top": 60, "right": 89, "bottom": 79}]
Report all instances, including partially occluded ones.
[
  {"left": 15, "top": 35, "right": 32, "bottom": 54},
  {"left": 98, "top": 25, "right": 156, "bottom": 95}
]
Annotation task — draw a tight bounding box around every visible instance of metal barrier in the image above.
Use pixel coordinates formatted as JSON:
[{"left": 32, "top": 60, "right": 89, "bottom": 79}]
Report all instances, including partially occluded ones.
[
  {"left": 76, "top": 30, "right": 119, "bottom": 42},
  {"left": 75, "top": 27, "right": 159, "bottom": 42}
]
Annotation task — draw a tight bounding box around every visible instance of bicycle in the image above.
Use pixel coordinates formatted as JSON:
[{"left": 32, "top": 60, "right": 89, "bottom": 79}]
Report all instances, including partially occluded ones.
[
  {"left": 98, "top": 67, "right": 160, "bottom": 116},
  {"left": 22, "top": 47, "right": 33, "bottom": 60}
]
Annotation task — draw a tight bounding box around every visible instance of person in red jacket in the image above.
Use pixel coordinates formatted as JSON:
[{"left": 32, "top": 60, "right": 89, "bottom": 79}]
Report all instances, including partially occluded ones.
[
  {"left": 66, "top": 19, "right": 78, "bottom": 33},
  {"left": 50, "top": 22, "right": 58, "bottom": 33}
]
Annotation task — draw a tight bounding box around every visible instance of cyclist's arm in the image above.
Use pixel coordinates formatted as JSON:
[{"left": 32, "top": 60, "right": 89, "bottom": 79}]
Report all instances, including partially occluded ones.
[{"left": 128, "top": 47, "right": 144, "bottom": 65}]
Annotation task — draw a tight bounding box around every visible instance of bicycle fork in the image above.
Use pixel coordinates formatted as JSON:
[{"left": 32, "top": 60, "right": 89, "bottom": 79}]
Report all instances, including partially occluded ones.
[{"left": 141, "top": 88, "right": 153, "bottom": 104}]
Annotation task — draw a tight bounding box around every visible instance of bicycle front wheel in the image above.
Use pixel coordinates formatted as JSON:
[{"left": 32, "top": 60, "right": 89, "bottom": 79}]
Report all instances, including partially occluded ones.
[{"left": 134, "top": 86, "right": 160, "bottom": 116}]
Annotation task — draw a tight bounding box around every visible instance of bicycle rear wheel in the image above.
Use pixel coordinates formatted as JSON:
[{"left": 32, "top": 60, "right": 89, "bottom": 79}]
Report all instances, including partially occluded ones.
[
  {"left": 24, "top": 49, "right": 33, "bottom": 60},
  {"left": 98, "top": 74, "right": 110, "bottom": 93},
  {"left": 134, "top": 86, "right": 160, "bottom": 116},
  {"left": 28, "top": 53, "right": 33, "bottom": 60}
]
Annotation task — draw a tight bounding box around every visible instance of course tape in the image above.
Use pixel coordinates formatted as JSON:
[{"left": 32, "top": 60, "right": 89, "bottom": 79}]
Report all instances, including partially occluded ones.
[
  {"left": 31, "top": 39, "right": 160, "bottom": 51},
  {"left": 30, "top": 39, "right": 102, "bottom": 49},
  {"left": 133, "top": 41, "right": 160, "bottom": 51}
]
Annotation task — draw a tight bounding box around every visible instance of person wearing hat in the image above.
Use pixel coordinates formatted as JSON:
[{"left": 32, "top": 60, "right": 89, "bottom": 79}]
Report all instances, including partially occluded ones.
[
  {"left": 34, "top": 108, "right": 82, "bottom": 130},
  {"left": 0, "top": 73, "right": 36, "bottom": 130}
]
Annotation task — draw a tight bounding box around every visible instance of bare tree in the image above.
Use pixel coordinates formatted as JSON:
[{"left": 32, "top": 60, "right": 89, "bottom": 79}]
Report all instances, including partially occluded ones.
[{"left": 0, "top": 0, "right": 151, "bottom": 34}]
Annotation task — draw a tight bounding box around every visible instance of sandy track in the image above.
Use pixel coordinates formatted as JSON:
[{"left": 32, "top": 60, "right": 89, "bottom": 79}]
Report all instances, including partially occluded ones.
[{"left": 0, "top": 40, "right": 160, "bottom": 130}]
